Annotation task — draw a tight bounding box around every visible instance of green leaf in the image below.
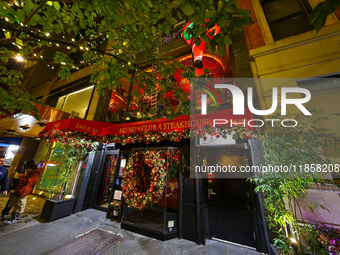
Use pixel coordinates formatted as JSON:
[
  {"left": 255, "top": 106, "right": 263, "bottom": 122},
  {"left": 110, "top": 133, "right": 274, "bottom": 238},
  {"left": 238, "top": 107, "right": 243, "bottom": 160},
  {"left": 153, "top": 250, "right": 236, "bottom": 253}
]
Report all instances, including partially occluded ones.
[
  {"left": 208, "top": 40, "right": 216, "bottom": 55},
  {"left": 151, "top": 26, "right": 157, "bottom": 36},
  {"left": 205, "top": 10, "right": 216, "bottom": 19},
  {"left": 146, "top": 0, "right": 153, "bottom": 7},
  {"left": 171, "top": 0, "right": 181, "bottom": 9},
  {"left": 217, "top": 42, "right": 226, "bottom": 57},
  {"left": 161, "top": 21, "right": 169, "bottom": 34},
  {"left": 15, "top": 9, "right": 26, "bottom": 22},
  {"left": 176, "top": 11, "right": 182, "bottom": 20},
  {"left": 309, "top": 0, "right": 340, "bottom": 32},
  {"left": 223, "top": 35, "right": 232, "bottom": 45},
  {"left": 182, "top": 3, "right": 194, "bottom": 16},
  {"left": 168, "top": 17, "right": 177, "bottom": 25},
  {"left": 53, "top": 2, "right": 61, "bottom": 11},
  {"left": 203, "top": 68, "right": 211, "bottom": 74},
  {"left": 194, "top": 39, "right": 201, "bottom": 47},
  {"left": 201, "top": 34, "right": 210, "bottom": 43}
]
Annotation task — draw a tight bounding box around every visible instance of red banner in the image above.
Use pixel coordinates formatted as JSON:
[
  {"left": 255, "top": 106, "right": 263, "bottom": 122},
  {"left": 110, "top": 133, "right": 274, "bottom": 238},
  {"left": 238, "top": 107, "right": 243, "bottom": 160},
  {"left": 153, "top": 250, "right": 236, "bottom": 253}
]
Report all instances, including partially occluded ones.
[
  {"left": 42, "top": 118, "right": 113, "bottom": 135},
  {"left": 42, "top": 109, "right": 253, "bottom": 137},
  {"left": 101, "top": 108, "right": 253, "bottom": 136}
]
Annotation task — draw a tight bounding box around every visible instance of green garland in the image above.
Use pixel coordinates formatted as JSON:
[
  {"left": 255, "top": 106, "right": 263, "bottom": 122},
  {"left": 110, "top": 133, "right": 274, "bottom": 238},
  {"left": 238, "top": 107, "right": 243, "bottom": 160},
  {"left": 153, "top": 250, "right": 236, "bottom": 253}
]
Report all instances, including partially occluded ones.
[{"left": 38, "top": 125, "right": 257, "bottom": 146}]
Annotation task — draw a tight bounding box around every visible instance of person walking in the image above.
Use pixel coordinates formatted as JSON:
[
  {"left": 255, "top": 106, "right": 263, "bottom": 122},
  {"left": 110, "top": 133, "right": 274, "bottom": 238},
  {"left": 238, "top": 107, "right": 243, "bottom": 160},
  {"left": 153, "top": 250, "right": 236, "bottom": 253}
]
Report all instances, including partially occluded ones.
[
  {"left": 4, "top": 160, "right": 41, "bottom": 224},
  {"left": 1, "top": 169, "right": 20, "bottom": 220},
  {"left": 0, "top": 157, "right": 9, "bottom": 197}
]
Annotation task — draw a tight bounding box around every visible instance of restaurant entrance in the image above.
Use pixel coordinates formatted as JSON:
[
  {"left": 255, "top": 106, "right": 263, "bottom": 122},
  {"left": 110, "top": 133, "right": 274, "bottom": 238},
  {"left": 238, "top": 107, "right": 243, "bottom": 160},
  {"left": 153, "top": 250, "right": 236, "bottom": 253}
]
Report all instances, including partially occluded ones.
[{"left": 200, "top": 146, "right": 257, "bottom": 248}]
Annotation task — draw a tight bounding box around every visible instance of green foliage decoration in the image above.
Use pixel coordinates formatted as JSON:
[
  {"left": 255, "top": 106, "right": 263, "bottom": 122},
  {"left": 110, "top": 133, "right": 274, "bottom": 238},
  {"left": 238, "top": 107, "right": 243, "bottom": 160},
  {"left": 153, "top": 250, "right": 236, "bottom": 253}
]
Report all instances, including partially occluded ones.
[
  {"left": 250, "top": 114, "right": 340, "bottom": 254},
  {"left": 0, "top": 0, "right": 252, "bottom": 118},
  {"left": 309, "top": 0, "right": 340, "bottom": 32}
]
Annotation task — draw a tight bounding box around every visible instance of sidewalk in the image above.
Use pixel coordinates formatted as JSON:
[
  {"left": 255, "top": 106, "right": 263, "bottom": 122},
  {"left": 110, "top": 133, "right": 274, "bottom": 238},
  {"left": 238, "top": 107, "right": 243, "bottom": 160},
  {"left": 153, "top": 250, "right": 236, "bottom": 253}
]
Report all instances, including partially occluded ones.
[{"left": 0, "top": 209, "right": 262, "bottom": 255}]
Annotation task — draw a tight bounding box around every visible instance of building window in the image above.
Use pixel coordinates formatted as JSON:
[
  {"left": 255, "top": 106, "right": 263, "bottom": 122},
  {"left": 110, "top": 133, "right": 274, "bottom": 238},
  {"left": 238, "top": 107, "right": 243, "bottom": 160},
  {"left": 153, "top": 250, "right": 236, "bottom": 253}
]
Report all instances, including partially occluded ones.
[
  {"left": 55, "top": 85, "right": 94, "bottom": 118},
  {"left": 261, "top": 0, "right": 313, "bottom": 41}
]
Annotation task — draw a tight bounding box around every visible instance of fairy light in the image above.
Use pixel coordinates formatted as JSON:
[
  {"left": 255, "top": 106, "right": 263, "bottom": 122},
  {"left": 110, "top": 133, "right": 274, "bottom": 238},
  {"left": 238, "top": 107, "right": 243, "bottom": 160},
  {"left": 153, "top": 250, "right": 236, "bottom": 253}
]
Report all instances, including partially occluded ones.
[
  {"left": 291, "top": 237, "right": 297, "bottom": 243},
  {"left": 45, "top": 32, "right": 50, "bottom": 37},
  {"left": 15, "top": 54, "right": 24, "bottom": 62},
  {"left": 71, "top": 38, "right": 75, "bottom": 42},
  {"left": 67, "top": 46, "right": 70, "bottom": 49},
  {"left": 5, "top": 18, "right": 9, "bottom": 21},
  {"left": 79, "top": 46, "right": 83, "bottom": 50},
  {"left": 56, "top": 43, "right": 59, "bottom": 47}
]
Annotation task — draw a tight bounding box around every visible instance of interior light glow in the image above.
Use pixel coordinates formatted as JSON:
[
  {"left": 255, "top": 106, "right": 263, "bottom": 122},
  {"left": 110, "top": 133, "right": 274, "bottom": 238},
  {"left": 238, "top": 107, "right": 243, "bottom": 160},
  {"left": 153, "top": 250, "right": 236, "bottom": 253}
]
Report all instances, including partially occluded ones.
[{"left": 68, "top": 85, "right": 94, "bottom": 96}]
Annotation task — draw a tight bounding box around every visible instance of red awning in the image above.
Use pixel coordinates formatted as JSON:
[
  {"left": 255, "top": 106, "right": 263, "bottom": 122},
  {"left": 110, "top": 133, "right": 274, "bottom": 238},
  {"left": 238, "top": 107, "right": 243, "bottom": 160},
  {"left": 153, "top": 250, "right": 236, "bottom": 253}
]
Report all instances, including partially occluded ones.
[
  {"left": 41, "top": 108, "right": 253, "bottom": 138},
  {"left": 101, "top": 108, "right": 253, "bottom": 137},
  {"left": 42, "top": 118, "right": 114, "bottom": 135}
]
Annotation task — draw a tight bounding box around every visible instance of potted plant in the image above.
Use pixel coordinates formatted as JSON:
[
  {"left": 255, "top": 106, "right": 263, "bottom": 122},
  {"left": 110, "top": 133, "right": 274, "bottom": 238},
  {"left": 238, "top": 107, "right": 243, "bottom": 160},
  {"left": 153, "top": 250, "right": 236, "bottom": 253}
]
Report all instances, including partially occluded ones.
[{"left": 41, "top": 140, "right": 94, "bottom": 221}]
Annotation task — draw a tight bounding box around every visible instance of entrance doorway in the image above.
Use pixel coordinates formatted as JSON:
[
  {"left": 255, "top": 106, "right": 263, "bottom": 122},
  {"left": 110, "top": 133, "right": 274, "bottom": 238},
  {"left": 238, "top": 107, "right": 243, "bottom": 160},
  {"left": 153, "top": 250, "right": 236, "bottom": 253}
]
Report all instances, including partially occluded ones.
[
  {"left": 94, "top": 150, "right": 120, "bottom": 210},
  {"left": 201, "top": 147, "right": 257, "bottom": 248}
]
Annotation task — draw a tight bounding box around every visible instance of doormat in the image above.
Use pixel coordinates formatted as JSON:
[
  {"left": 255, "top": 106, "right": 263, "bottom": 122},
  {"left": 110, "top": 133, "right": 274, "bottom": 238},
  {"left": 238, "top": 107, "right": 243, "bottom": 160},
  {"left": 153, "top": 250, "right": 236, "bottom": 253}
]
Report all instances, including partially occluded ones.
[{"left": 44, "top": 228, "right": 121, "bottom": 255}]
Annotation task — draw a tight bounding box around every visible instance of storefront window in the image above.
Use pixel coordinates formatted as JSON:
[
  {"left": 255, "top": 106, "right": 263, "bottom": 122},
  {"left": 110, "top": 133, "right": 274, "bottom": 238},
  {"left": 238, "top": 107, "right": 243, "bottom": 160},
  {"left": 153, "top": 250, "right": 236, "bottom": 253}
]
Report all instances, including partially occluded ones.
[
  {"left": 35, "top": 142, "right": 81, "bottom": 198},
  {"left": 0, "top": 137, "right": 23, "bottom": 166},
  {"left": 121, "top": 148, "right": 179, "bottom": 238},
  {"left": 55, "top": 86, "right": 94, "bottom": 118}
]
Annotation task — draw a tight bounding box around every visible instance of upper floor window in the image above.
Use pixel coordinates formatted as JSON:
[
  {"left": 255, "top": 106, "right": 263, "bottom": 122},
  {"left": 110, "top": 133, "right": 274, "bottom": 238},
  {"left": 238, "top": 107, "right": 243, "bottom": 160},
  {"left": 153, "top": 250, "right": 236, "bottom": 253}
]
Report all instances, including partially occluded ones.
[
  {"left": 55, "top": 85, "right": 94, "bottom": 118},
  {"left": 261, "top": 0, "right": 313, "bottom": 40}
]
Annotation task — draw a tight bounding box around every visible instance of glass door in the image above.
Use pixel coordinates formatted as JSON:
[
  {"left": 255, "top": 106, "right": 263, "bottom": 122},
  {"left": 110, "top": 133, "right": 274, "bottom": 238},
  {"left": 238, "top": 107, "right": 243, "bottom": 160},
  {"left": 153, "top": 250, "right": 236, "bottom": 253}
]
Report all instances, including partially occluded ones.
[{"left": 94, "top": 150, "right": 119, "bottom": 209}]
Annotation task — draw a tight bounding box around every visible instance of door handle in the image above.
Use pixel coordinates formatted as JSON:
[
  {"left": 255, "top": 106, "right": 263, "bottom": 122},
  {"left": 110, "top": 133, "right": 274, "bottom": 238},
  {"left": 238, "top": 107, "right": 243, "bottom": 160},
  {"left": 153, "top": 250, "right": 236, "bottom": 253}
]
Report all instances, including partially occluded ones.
[{"left": 208, "top": 187, "right": 216, "bottom": 199}]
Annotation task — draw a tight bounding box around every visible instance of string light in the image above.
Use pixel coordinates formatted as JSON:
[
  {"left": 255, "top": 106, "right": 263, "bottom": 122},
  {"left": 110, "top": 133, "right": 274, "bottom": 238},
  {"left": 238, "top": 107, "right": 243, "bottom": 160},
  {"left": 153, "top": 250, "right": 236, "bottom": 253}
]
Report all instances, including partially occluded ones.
[
  {"left": 15, "top": 54, "right": 24, "bottom": 62},
  {"left": 45, "top": 32, "right": 50, "bottom": 37}
]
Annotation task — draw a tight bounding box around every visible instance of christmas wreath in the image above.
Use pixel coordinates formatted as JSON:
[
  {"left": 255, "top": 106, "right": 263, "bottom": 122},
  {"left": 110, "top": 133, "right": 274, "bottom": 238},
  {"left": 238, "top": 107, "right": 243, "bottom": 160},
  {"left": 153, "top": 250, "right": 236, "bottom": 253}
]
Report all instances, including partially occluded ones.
[{"left": 122, "top": 150, "right": 167, "bottom": 209}]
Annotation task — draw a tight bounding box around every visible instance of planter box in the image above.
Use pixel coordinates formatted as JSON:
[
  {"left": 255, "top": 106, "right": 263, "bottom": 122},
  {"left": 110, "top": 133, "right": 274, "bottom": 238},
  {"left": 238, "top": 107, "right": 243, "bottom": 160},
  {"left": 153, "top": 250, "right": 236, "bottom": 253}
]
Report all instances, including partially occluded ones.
[{"left": 41, "top": 198, "right": 75, "bottom": 222}]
